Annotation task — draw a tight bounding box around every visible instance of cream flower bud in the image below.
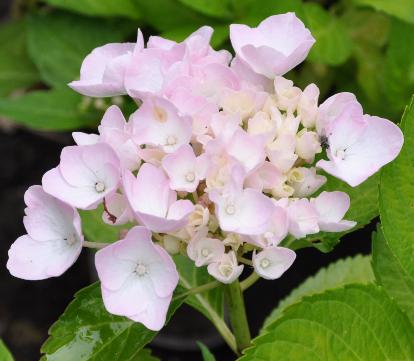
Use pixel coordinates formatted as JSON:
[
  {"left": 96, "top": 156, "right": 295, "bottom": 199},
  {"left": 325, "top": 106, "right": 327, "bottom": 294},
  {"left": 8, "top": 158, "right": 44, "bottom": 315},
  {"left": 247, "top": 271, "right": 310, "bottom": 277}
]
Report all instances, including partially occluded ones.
[
  {"left": 221, "top": 89, "right": 260, "bottom": 122},
  {"left": 274, "top": 76, "right": 302, "bottom": 112},
  {"left": 223, "top": 233, "right": 243, "bottom": 251},
  {"left": 295, "top": 129, "right": 322, "bottom": 163},
  {"left": 163, "top": 235, "right": 181, "bottom": 255},
  {"left": 297, "top": 83, "right": 319, "bottom": 128},
  {"left": 188, "top": 204, "right": 209, "bottom": 228},
  {"left": 207, "top": 251, "right": 244, "bottom": 284},
  {"left": 247, "top": 111, "right": 277, "bottom": 143},
  {"left": 291, "top": 167, "right": 327, "bottom": 197},
  {"left": 266, "top": 133, "right": 298, "bottom": 173}
]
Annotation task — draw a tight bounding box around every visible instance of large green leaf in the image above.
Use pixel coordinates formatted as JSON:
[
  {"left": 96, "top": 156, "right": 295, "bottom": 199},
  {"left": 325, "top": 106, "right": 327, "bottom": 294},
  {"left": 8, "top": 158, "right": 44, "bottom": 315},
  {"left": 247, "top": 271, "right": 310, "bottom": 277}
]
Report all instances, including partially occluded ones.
[
  {"left": 289, "top": 172, "right": 379, "bottom": 252},
  {"left": 44, "top": 0, "right": 141, "bottom": 19},
  {"left": 0, "top": 89, "right": 99, "bottom": 130},
  {"left": 372, "top": 227, "right": 414, "bottom": 325},
  {"left": 0, "top": 339, "right": 13, "bottom": 361},
  {"left": 41, "top": 282, "right": 183, "bottom": 361},
  {"left": 353, "top": 0, "right": 414, "bottom": 24},
  {"left": 134, "top": 0, "right": 213, "bottom": 32},
  {"left": 384, "top": 20, "right": 414, "bottom": 116},
  {"left": 302, "top": 3, "right": 352, "bottom": 66},
  {"left": 79, "top": 205, "right": 132, "bottom": 244},
  {"left": 232, "top": 0, "right": 303, "bottom": 26},
  {"left": 174, "top": 255, "right": 224, "bottom": 321},
  {"left": 262, "top": 255, "right": 374, "bottom": 329},
  {"left": 177, "top": 0, "right": 233, "bottom": 19},
  {"left": 0, "top": 19, "right": 40, "bottom": 97},
  {"left": 241, "top": 284, "right": 414, "bottom": 360},
  {"left": 27, "top": 11, "right": 133, "bottom": 87},
  {"left": 380, "top": 97, "right": 414, "bottom": 284}
]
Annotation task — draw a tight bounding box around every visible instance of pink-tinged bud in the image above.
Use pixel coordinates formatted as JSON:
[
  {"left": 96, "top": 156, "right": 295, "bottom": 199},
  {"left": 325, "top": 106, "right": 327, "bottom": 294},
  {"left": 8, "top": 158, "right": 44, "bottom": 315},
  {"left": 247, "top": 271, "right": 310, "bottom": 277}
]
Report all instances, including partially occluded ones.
[{"left": 230, "top": 13, "right": 315, "bottom": 78}]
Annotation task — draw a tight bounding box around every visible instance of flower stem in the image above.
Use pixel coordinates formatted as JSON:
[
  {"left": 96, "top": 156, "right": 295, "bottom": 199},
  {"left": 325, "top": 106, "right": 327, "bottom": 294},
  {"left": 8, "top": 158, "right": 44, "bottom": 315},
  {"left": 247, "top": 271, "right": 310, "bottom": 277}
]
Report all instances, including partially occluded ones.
[
  {"left": 226, "top": 280, "right": 251, "bottom": 355},
  {"left": 83, "top": 241, "right": 109, "bottom": 249},
  {"left": 240, "top": 272, "right": 260, "bottom": 292},
  {"left": 173, "top": 281, "right": 220, "bottom": 300}
]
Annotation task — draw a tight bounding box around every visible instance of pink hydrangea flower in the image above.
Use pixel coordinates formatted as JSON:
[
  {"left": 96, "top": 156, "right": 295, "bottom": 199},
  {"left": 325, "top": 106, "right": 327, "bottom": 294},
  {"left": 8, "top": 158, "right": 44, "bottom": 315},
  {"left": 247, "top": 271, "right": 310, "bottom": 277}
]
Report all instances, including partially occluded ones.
[
  {"left": 69, "top": 30, "right": 144, "bottom": 97},
  {"left": 7, "top": 186, "right": 83, "bottom": 280},
  {"left": 187, "top": 228, "right": 225, "bottom": 267},
  {"left": 122, "top": 163, "right": 194, "bottom": 233},
  {"left": 311, "top": 191, "right": 356, "bottom": 232},
  {"left": 316, "top": 104, "right": 404, "bottom": 186},
  {"left": 253, "top": 247, "right": 296, "bottom": 280},
  {"left": 42, "top": 143, "right": 121, "bottom": 209},
  {"left": 230, "top": 13, "right": 315, "bottom": 78},
  {"left": 95, "top": 226, "right": 179, "bottom": 331},
  {"left": 132, "top": 96, "right": 192, "bottom": 153},
  {"left": 207, "top": 251, "right": 244, "bottom": 284},
  {"left": 74, "top": 105, "right": 140, "bottom": 171}
]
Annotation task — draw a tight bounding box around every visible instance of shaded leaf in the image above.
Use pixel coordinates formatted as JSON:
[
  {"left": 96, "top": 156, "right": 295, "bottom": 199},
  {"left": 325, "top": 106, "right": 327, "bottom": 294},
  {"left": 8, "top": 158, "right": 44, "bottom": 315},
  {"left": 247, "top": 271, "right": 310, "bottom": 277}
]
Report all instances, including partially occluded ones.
[
  {"left": 0, "top": 339, "right": 13, "bottom": 361},
  {"left": 41, "top": 282, "right": 184, "bottom": 361},
  {"left": 177, "top": 0, "right": 233, "bottom": 20},
  {"left": 44, "top": 0, "right": 141, "bottom": 19},
  {"left": 27, "top": 11, "right": 133, "bottom": 87},
  {"left": 302, "top": 3, "right": 352, "bottom": 66},
  {"left": 0, "top": 89, "right": 99, "bottom": 131},
  {"left": 380, "top": 96, "right": 414, "bottom": 287},
  {"left": 262, "top": 255, "right": 374, "bottom": 329},
  {"left": 174, "top": 255, "right": 224, "bottom": 321},
  {"left": 372, "top": 227, "right": 414, "bottom": 325},
  {"left": 241, "top": 284, "right": 414, "bottom": 360},
  {"left": 0, "top": 19, "right": 40, "bottom": 97},
  {"left": 197, "top": 342, "right": 217, "bottom": 361},
  {"left": 353, "top": 0, "right": 414, "bottom": 24}
]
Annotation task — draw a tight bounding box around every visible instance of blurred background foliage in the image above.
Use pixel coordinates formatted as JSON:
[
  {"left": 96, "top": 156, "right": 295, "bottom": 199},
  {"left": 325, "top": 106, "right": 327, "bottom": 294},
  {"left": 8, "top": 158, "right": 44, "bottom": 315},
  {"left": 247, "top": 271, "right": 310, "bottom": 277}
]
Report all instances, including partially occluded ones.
[{"left": 0, "top": 0, "right": 413, "bottom": 132}]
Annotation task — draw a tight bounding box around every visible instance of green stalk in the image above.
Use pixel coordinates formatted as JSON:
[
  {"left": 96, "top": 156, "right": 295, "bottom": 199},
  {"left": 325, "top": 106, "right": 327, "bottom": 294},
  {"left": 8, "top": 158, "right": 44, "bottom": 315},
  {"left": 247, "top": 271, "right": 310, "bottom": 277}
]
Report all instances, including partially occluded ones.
[{"left": 226, "top": 280, "right": 251, "bottom": 354}]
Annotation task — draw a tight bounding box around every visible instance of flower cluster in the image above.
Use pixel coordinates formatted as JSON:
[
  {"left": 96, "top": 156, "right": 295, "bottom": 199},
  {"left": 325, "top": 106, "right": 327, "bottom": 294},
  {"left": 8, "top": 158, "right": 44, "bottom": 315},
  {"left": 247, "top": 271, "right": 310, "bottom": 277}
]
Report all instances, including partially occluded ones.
[{"left": 7, "top": 13, "right": 403, "bottom": 331}]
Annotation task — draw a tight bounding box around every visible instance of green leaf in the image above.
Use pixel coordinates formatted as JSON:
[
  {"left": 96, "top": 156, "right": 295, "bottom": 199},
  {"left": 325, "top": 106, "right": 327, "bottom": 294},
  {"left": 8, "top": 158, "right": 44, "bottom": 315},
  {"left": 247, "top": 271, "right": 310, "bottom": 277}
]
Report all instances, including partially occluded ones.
[
  {"left": 0, "top": 88, "right": 99, "bottom": 130},
  {"left": 197, "top": 342, "right": 217, "bottom": 361},
  {"left": 372, "top": 227, "right": 414, "bottom": 325},
  {"left": 44, "top": 0, "right": 140, "bottom": 19},
  {"left": 380, "top": 96, "right": 414, "bottom": 286},
  {"left": 79, "top": 205, "right": 132, "bottom": 244},
  {"left": 233, "top": 0, "right": 303, "bottom": 26},
  {"left": 384, "top": 19, "right": 414, "bottom": 116},
  {"left": 302, "top": 3, "right": 352, "bottom": 66},
  {"left": 290, "top": 172, "right": 379, "bottom": 252},
  {"left": 134, "top": 0, "right": 213, "bottom": 32},
  {"left": 0, "top": 339, "right": 13, "bottom": 361},
  {"left": 41, "top": 282, "right": 184, "bottom": 361},
  {"left": 161, "top": 24, "right": 229, "bottom": 49},
  {"left": 241, "top": 284, "right": 414, "bottom": 361},
  {"left": 352, "top": 0, "right": 414, "bottom": 24},
  {"left": 0, "top": 19, "right": 40, "bottom": 97},
  {"left": 177, "top": 0, "right": 233, "bottom": 19},
  {"left": 174, "top": 255, "right": 224, "bottom": 322},
  {"left": 27, "top": 11, "right": 133, "bottom": 87},
  {"left": 262, "top": 255, "right": 374, "bottom": 329}
]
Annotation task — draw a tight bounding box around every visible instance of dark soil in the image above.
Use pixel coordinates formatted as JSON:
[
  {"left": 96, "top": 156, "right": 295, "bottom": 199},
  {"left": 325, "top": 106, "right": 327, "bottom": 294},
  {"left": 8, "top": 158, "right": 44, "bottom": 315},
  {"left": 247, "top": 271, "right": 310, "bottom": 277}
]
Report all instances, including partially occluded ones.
[{"left": 0, "top": 128, "right": 373, "bottom": 361}]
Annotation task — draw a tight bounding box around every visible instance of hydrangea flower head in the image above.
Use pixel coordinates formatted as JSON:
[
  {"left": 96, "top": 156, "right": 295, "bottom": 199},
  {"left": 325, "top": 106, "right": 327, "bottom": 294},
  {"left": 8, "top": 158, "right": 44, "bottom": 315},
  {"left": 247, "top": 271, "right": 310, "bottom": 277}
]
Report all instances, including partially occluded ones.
[{"left": 7, "top": 12, "right": 404, "bottom": 331}]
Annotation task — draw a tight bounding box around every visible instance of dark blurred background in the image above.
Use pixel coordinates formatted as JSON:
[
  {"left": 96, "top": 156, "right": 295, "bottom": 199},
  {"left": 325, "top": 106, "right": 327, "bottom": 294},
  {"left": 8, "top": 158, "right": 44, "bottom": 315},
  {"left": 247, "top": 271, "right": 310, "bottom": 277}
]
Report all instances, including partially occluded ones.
[{"left": 1, "top": 0, "right": 412, "bottom": 360}]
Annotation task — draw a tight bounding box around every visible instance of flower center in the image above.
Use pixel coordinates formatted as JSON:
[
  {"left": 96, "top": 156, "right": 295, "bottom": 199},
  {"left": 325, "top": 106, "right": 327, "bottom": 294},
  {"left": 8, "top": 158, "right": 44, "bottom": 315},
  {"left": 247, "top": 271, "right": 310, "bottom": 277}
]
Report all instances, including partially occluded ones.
[
  {"left": 335, "top": 148, "right": 346, "bottom": 160},
  {"left": 185, "top": 171, "right": 195, "bottom": 182},
  {"left": 95, "top": 181, "right": 106, "bottom": 193},
  {"left": 264, "top": 231, "right": 274, "bottom": 239},
  {"left": 153, "top": 106, "right": 167, "bottom": 123},
  {"left": 225, "top": 204, "right": 236, "bottom": 215},
  {"left": 219, "top": 264, "right": 232, "bottom": 277},
  {"left": 166, "top": 135, "right": 177, "bottom": 146},
  {"left": 65, "top": 234, "right": 77, "bottom": 246},
  {"left": 201, "top": 248, "right": 210, "bottom": 257},
  {"left": 135, "top": 263, "right": 148, "bottom": 276},
  {"left": 260, "top": 258, "right": 271, "bottom": 269}
]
